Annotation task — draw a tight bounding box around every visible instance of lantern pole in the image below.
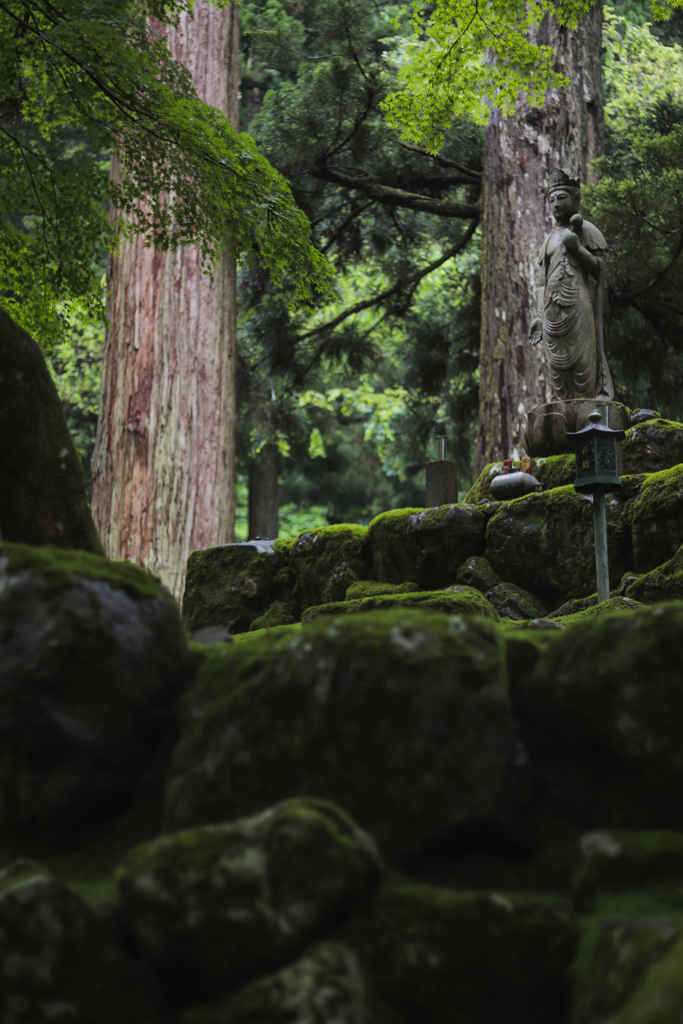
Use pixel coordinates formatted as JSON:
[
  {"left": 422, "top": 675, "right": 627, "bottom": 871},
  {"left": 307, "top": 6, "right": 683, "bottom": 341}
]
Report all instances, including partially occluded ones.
[{"left": 593, "top": 491, "right": 610, "bottom": 603}]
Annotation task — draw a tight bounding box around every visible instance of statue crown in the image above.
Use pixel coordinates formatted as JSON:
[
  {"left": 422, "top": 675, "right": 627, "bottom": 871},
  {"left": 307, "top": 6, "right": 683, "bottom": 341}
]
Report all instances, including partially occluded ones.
[{"left": 547, "top": 167, "right": 580, "bottom": 194}]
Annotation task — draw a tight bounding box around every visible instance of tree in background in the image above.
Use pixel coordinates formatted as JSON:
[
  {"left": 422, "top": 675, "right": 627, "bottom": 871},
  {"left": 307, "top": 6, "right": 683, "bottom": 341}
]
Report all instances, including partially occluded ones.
[{"left": 93, "top": 1, "right": 241, "bottom": 600}]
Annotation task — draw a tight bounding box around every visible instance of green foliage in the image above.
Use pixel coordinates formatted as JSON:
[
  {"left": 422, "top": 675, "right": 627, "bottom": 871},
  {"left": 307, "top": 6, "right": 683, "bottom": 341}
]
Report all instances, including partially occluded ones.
[
  {"left": 382, "top": 0, "right": 592, "bottom": 148},
  {"left": 49, "top": 315, "right": 103, "bottom": 467},
  {"left": 583, "top": 10, "right": 683, "bottom": 417},
  {"left": 0, "top": 0, "right": 330, "bottom": 349}
]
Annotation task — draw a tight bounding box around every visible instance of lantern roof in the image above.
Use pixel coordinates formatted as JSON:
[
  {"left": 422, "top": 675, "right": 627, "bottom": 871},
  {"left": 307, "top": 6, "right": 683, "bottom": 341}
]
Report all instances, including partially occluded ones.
[{"left": 566, "top": 409, "right": 626, "bottom": 442}]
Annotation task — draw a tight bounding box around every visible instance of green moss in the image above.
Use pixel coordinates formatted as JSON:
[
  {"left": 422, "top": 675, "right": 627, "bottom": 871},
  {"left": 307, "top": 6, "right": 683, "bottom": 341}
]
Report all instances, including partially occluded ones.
[
  {"left": 465, "top": 455, "right": 576, "bottom": 502},
  {"left": 345, "top": 580, "right": 419, "bottom": 600},
  {"left": 573, "top": 830, "right": 683, "bottom": 909},
  {"left": 486, "top": 582, "right": 548, "bottom": 621},
  {"left": 182, "top": 543, "right": 295, "bottom": 634},
  {"left": 549, "top": 596, "right": 643, "bottom": 628},
  {"left": 340, "top": 880, "right": 577, "bottom": 1024},
  {"left": 0, "top": 541, "right": 162, "bottom": 601},
  {"left": 631, "top": 463, "right": 683, "bottom": 572},
  {"left": 368, "top": 505, "right": 487, "bottom": 590},
  {"left": 485, "top": 488, "right": 631, "bottom": 605},
  {"left": 249, "top": 599, "right": 296, "bottom": 631},
  {"left": 290, "top": 524, "right": 371, "bottom": 610},
  {"left": 623, "top": 418, "right": 683, "bottom": 475},
  {"left": 302, "top": 587, "right": 499, "bottom": 624},
  {"left": 233, "top": 623, "right": 302, "bottom": 643},
  {"left": 164, "top": 609, "right": 517, "bottom": 863},
  {"left": 625, "top": 542, "right": 683, "bottom": 604},
  {"left": 455, "top": 555, "right": 502, "bottom": 592}
]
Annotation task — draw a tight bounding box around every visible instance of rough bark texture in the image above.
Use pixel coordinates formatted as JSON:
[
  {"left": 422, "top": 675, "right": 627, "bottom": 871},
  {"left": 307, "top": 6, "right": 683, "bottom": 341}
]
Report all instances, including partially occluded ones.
[
  {"left": 477, "top": 2, "right": 604, "bottom": 472},
  {"left": 0, "top": 308, "right": 103, "bottom": 553},
  {"left": 93, "top": 2, "right": 239, "bottom": 599}
]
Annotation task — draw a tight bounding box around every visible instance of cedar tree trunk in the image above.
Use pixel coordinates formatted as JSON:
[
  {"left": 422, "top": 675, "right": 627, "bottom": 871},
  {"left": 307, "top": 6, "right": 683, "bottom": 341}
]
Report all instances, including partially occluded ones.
[
  {"left": 477, "top": 1, "right": 604, "bottom": 471},
  {"left": 248, "top": 444, "right": 279, "bottom": 540},
  {"left": 92, "top": 1, "right": 239, "bottom": 599}
]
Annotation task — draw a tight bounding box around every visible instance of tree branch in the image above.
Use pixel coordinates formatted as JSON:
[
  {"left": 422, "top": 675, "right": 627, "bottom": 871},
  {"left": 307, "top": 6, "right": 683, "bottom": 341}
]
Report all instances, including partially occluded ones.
[
  {"left": 397, "top": 141, "right": 482, "bottom": 179},
  {"left": 311, "top": 164, "right": 480, "bottom": 219},
  {"left": 297, "top": 218, "right": 479, "bottom": 344}
]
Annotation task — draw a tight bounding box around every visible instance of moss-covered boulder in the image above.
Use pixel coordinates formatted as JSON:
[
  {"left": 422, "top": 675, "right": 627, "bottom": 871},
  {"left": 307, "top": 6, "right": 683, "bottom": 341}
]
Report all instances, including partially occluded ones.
[
  {"left": 249, "top": 599, "right": 297, "bottom": 631},
  {"left": 455, "top": 554, "right": 502, "bottom": 592},
  {"left": 116, "top": 799, "right": 380, "bottom": 1004},
  {"left": 180, "top": 941, "right": 378, "bottom": 1024},
  {"left": 0, "top": 859, "right": 153, "bottom": 1024},
  {"left": 485, "top": 488, "right": 630, "bottom": 605},
  {"left": 0, "top": 307, "right": 103, "bottom": 553},
  {"left": 465, "top": 455, "right": 576, "bottom": 502},
  {"left": 368, "top": 505, "right": 487, "bottom": 590},
  {"left": 600, "top": 934, "right": 683, "bottom": 1023},
  {"left": 511, "top": 603, "right": 683, "bottom": 830},
  {"left": 182, "top": 540, "right": 295, "bottom": 635},
  {"left": 342, "top": 881, "right": 577, "bottom": 1024},
  {"left": 630, "top": 464, "right": 683, "bottom": 572},
  {"left": 0, "top": 542, "right": 188, "bottom": 851},
  {"left": 625, "top": 541, "right": 683, "bottom": 604},
  {"left": 622, "top": 418, "right": 683, "bottom": 475},
  {"left": 165, "top": 610, "right": 528, "bottom": 863},
  {"left": 486, "top": 583, "right": 548, "bottom": 621},
  {"left": 345, "top": 580, "right": 419, "bottom": 600},
  {"left": 572, "top": 916, "right": 681, "bottom": 1024},
  {"left": 290, "top": 525, "right": 370, "bottom": 610},
  {"left": 302, "top": 586, "right": 499, "bottom": 624},
  {"left": 574, "top": 830, "right": 683, "bottom": 908}
]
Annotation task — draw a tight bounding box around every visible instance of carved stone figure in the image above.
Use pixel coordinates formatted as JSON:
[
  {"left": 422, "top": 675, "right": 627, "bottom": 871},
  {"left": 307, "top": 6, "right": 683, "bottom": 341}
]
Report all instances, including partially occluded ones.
[{"left": 529, "top": 168, "right": 613, "bottom": 402}]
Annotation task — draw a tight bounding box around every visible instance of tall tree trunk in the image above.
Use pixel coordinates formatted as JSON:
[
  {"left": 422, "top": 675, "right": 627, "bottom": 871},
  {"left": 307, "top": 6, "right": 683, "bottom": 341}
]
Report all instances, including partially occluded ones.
[
  {"left": 477, "top": 1, "right": 604, "bottom": 472},
  {"left": 92, "top": 2, "right": 239, "bottom": 599}
]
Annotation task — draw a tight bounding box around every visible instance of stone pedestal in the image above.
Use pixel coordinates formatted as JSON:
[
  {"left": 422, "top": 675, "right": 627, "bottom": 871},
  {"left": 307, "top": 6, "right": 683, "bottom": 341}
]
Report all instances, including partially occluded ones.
[
  {"left": 524, "top": 401, "right": 630, "bottom": 458},
  {"left": 426, "top": 460, "right": 458, "bottom": 506}
]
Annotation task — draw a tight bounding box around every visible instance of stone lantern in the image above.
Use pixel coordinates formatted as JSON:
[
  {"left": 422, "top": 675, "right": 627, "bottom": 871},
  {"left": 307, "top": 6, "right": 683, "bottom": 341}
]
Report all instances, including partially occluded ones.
[{"left": 567, "top": 409, "right": 625, "bottom": 602}]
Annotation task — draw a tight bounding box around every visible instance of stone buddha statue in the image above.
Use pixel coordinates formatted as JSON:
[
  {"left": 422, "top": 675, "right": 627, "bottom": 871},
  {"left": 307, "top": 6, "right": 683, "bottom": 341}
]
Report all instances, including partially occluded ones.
[{"left": 529, "top": 168, "right": 613, "bottom": 402}]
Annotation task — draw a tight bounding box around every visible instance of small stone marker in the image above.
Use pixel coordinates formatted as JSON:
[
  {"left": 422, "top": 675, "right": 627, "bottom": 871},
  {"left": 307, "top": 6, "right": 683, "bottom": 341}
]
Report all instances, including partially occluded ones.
[{"left": 425, "top": 433, "right": 458, "bottom": 506}]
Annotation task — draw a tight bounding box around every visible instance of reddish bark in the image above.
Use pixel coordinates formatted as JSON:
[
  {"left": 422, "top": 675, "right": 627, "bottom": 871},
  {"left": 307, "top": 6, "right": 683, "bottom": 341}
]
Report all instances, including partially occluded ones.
[
  {"left": 93, "top": 2, "right": 239, "bottom": 599},
  {"left": 477, "top": 2, "right": 604, "bottom": 472}
]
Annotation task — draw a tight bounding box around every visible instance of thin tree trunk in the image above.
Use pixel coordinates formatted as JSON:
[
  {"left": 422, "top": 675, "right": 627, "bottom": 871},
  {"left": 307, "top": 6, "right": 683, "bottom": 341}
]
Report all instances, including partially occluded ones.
[
  {"left": 477, "top": 1, "right": 604, "bottom": 472},
  {"left": 248, "top": 444, "right": 279, "bottom": 540},
  {"left": 93, "top": 2, "right": 239, "bottom": 599}
]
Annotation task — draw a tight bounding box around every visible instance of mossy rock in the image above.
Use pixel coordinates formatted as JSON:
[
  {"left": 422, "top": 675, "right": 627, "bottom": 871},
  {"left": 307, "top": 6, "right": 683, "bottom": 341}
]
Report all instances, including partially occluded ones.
[
  {"left": 622, "top": 418, "right": 683, "bottom": 475},
  {"left": 164, "top": 609, "right": 528, "bottom": 864},
  {"left": 233, "top": 623, "right": 301, "bottom": 644},
  {"left": 511, "top": 602, "right": 683, "bottom": 830},
  {"left": 0, "top": 860, "right": 154, "bottom": 1023},
  {"left": 549, "top": 595, "right": 643, "bottom": 628},
  {"left": 249, "top": 599, "right": 297, "bottom": 631},
  {"left": 290, "top": 525, "right": 370, "bottom": 610},
  {"left": 625, "top": 541, "right": 683, "bottom": 604},
  {"left": 345, "top": 580, "right": 419, "bottom": 600},
  {"left": 599, "top": 933, "right": 683, "bottom": 1023},
  {"left": 302, "top": 586, "right": 499, "bottom": 624},
  {"left": 455, "top": 554, "right": 502, "bottom": 592},
  {"left": 368, "top": 505, "right": 487, "bottom": 590},
  {"left": 340, "top": 880, "right": 577, "bottom": 1024},
  {"left": 465, "top": 455, "right": 576, "bottom": 502},
  {"left": 574, "top": 830, "right": 683, "bottom": 909},
  {"left": 486, "top": 582, "right": 548, "bottom": 621},
  {"left": 0, "top": 307, "right": 103, "bottom": 553},
  {"left": 0, "top": 542, "right": 188, "bottom": 853},
  {"left": 181, "top": 941, "right": 384, "bottom": 1024},
  {"left": 182, "top": 540, "right": 295, "bottom": 635},
  {"left": 116, "top": 798, "right": 380, "bottom": 1004},
  {"left": 630, "top": 464, "right": 683, "bottom": 573},
  {"left": 572, "top": 916, "right": 681, "bottom": 1024},
  {"left": 485, "top": 488, "right": 631, "bottom": 605}
]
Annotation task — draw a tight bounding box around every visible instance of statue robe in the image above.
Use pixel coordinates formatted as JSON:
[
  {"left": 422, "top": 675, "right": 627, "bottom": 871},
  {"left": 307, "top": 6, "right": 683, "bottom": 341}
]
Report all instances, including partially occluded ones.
[{"left": 537, "top": 219, "right": 613, "bottom": 402}]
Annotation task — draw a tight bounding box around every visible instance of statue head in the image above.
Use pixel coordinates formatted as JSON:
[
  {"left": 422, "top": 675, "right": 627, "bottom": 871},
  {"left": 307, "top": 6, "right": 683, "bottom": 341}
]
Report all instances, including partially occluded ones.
[{"left": 547, "top": 167, "right": 580, "bottom": 223}]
